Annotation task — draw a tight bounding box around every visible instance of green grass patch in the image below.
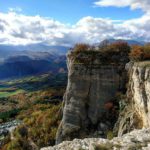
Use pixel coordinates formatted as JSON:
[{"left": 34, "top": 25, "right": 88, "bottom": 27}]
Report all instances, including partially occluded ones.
[
  {"left": 0, "top": 109, "right": 21, "bottom": 121},
  {"left": 0, "top": 89, "right": 24, "bottom": 98}
]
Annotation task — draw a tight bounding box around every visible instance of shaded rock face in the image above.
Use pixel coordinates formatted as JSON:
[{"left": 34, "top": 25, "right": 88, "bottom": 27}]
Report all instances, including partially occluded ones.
[
  {"left": 56, "top": 51, "right": 128, "bottom": 144},
  {"left": 115, "top": 61, "right": 150, "bottom": 136},
  {"left": 42, "top": 128, "right": 150, "bottom": 150}
]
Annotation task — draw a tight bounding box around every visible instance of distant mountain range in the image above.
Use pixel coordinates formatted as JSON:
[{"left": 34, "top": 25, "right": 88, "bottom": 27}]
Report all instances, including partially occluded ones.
[
  {"left": 0, "top": 43, "right": 69, "bottom": 62},
  {"left": 98, "top": 39, "right": 146, "bottom": 47},
  {"left": 0, "top": 43, "right": 68, "bottom": 80},
  {"left": 0, "top": 39, "right": 146, "bottom": 80},
  {"left": 0, "top": 54, "right": 67, "bottom": 80},
  {"left": 0, "top": 39, "right": 145, "bottom": 61}
]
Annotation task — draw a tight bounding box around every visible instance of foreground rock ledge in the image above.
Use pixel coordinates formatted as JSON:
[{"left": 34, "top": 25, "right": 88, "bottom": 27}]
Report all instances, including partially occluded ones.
[{"left": 41, "top": 128, "right": 150, "bottom": 150}]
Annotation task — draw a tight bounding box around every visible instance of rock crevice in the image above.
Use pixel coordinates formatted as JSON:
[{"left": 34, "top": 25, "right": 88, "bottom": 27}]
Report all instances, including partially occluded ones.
[{"left": 115, "top": 61, "right": 150, "bottom": 136}]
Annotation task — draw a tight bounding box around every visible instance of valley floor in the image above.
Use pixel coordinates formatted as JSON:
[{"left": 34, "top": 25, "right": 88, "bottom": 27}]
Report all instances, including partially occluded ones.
[{"left": 0, "top": 73, "right": 67, "bottom": 149}]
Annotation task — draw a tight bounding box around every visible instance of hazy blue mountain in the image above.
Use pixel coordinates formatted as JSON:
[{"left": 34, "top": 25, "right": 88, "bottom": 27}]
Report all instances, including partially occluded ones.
[
  {"left": 0, "top": 53, "right": 67, "bottom": 80},
  {"left": 0, "top": 39, "right": 145, "bottom": 79},
  {"left": 98, "top": 39, "right": 146, "bottom": 47},
  {"left": 0, "top": 43, "right": 69, "bottom": 62}
]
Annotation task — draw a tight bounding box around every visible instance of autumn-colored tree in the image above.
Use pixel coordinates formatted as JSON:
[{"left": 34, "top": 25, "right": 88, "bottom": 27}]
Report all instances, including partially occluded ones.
[
  {"left": 5, "top": 104, "right": 62, "bottom": 150},
  {"left": 108, "top": 41, "right": 130, "bottom": 53},
  {"left": 143, "top": 44, "right": 150, "bottom": 60},
  {"left": 74, "top": 43, "right": 90, "bottom": 52},
  {"left": 130, "top": 45, "right": 144, "bottom": 61}
]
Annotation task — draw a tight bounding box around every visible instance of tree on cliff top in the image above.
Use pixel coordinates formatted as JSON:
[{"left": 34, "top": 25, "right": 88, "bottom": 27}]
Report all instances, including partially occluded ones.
[
  {"left": 130, "top": 45, "right": 144, "bottom": 61},
  {"left": 143, "top": 44, "right": 150, "bottom": 60},
  {"left": 73, "top": 43, "right": 90, "bottom": 52},
  {"left": 130, "top": 44, "right": 150, "bottom": 61},
  {"left": 104, "top": 41, "right": 130, "bottom": 54}
]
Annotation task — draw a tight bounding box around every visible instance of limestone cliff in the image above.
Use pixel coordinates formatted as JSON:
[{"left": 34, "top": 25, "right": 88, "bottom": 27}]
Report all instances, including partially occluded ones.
[
  {"left": 42, "top": 61, "right": 150, "bottom": 150},
  {"left": 56, "top": 51, "right": 128, "bottom": 144},
  {"left": 115, "top": 61, "right": 150, "bottom": 136}
]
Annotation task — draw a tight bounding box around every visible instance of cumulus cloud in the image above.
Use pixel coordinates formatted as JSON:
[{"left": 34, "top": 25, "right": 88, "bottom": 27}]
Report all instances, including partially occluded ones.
[
  {"left": 9, "top": 7, "right": 22, "bottom": 12},
  {"left": 94, "top": 0, "right": 150, "bottom": 12},
  {"left": 121, "top": 13, "right": 150, "bottom": 41},
  {"left": 0, "top": 12, "right": 69, "bottom": 45},
  {"left": 0, "top": 9, "right": 150, "bottom": 46},
  {"left": 94, "top": 0, "right": 150, "bottom": 41}
]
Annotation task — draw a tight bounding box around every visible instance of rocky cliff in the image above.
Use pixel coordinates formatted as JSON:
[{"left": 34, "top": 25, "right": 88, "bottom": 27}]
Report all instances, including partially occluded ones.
[
  {"left": 115, "top": 61, "right": 150, "bottom": 136},
  {"left": 42, "top": 61, "right": 150, "bottom": 150},
  {"left": 56, "top": 51, "right": 129, "bottom": 144}
]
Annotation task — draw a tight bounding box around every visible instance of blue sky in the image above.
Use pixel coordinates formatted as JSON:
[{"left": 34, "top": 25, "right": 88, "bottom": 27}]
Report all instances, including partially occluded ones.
[
  {"left": 0, "top": 0, "right": 144, "bottom": 24},
  {"left": 0, "top": 0, "right": 150, "bottom": 45}
]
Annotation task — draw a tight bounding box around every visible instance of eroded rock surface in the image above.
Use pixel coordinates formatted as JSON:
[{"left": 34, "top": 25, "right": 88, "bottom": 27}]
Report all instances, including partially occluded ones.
[
  {"left": 42, "top": 128, "right": 150, "bottom": 150},
  {"left": 56, "top": 51, "right": 128, "bottom": 144},
  {"left": 115, "top": 61, "right": 150, "bottom": 136}
]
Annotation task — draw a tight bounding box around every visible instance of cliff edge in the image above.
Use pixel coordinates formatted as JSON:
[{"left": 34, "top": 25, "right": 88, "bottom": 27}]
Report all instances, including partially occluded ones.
[
  {"left": 115, "top": 61, "right": 150, "bottom": 136},
  {"left": 42, "top": 61, "right": 150, "bottom": 150},
  {"left": 56, "top": 50, "right": 129, "bottom": 144}
]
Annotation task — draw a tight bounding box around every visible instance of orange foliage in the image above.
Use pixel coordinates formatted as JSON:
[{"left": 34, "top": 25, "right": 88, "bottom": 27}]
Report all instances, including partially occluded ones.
[
  {"left": 130, "top": 45, "right": 144, "bottom": 61},
  {"left": 74, "top": 43, "right": 90, "bottom": 52},
  {"left": 143, "top": 45, "right": 150, "bottom": 59},
  {"left": 108, "top": 41, "right": 130, "bottom": 53}
]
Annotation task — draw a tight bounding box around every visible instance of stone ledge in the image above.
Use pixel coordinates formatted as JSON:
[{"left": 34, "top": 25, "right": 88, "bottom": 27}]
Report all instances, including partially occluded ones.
[{"left": 41, "top": 128, "right": 150, "bottom": 150}]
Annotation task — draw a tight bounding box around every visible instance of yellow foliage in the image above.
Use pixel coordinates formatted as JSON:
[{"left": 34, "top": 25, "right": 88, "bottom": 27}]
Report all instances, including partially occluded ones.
[{"left": 6, "top": 103, "right": 62, "bottom": 149}]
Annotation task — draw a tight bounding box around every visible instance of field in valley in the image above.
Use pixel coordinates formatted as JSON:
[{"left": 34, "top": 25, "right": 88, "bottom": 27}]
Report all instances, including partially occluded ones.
[{"left": 0, "top": 73, "right": 67, "bottom": 115}]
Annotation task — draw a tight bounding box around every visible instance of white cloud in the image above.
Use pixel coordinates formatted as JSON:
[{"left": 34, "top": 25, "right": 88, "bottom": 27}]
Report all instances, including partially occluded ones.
[
  {"left": 0, "top": 12, "right": 69, "bottom": 45},
  {"left": 121, "top": 13, "right": 150, "bottom": 41},
  {"left": 0, "top": 10, "right": 150, "bottom": 46},
  {"left": 74, "top": 16, "right": 116, "bottom": 43},
  {"left": 94, "top": 0, "right": 150, "bottom": 12},
  {"left": 94, "top": 0, "right": 150, "bottom": 41},
  {"left": 9, "top": 7, "right": 22, "bottom": 12},
  {"left": 94, "top": 0, "right": 131, "bottom": 8}
]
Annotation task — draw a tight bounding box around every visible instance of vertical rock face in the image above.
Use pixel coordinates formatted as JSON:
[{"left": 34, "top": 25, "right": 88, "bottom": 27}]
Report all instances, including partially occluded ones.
[
  {"left": 115, "top": 61, "right": 150, "bottom": 136},
  {"left": 56, "top": 51, "right": 128, "bottom": 144}
]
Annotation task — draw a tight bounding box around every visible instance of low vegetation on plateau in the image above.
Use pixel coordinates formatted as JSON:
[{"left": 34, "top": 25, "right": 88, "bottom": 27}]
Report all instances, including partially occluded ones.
[
  {"left": 129, "top": 44, "right": 150, "bottom": 61},
  {"left": 71, "top": 41, "right": 150, "bottom": 64}
]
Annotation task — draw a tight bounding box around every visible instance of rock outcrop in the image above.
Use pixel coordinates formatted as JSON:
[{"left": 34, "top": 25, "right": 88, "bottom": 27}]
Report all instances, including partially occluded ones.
[
  {"left": 56, "top": 51, "right": 129, "bottom": 144},
  {"left": 41, "top": 48, "right": 150, "bottom": 150},
  {"left": 115, "top": 61, "right": 150, "bottom": 136},
  {"left": 42, "top": 128, "right": 150, "bottom": 150}
]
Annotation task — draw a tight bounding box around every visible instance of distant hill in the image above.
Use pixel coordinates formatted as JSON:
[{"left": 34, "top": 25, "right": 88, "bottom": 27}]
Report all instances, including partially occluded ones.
[
  {"left": 0, "top": 53, "right": 67, "bottom": 80},
  {"left": 98, "top": 39, "right": 146, "bottom": 47},
  {"left": 0, "top": 43, "right": 69, "bottom": 79},
  {"left": 0, "top": 43, "right": 69, "bottom": 62}
]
